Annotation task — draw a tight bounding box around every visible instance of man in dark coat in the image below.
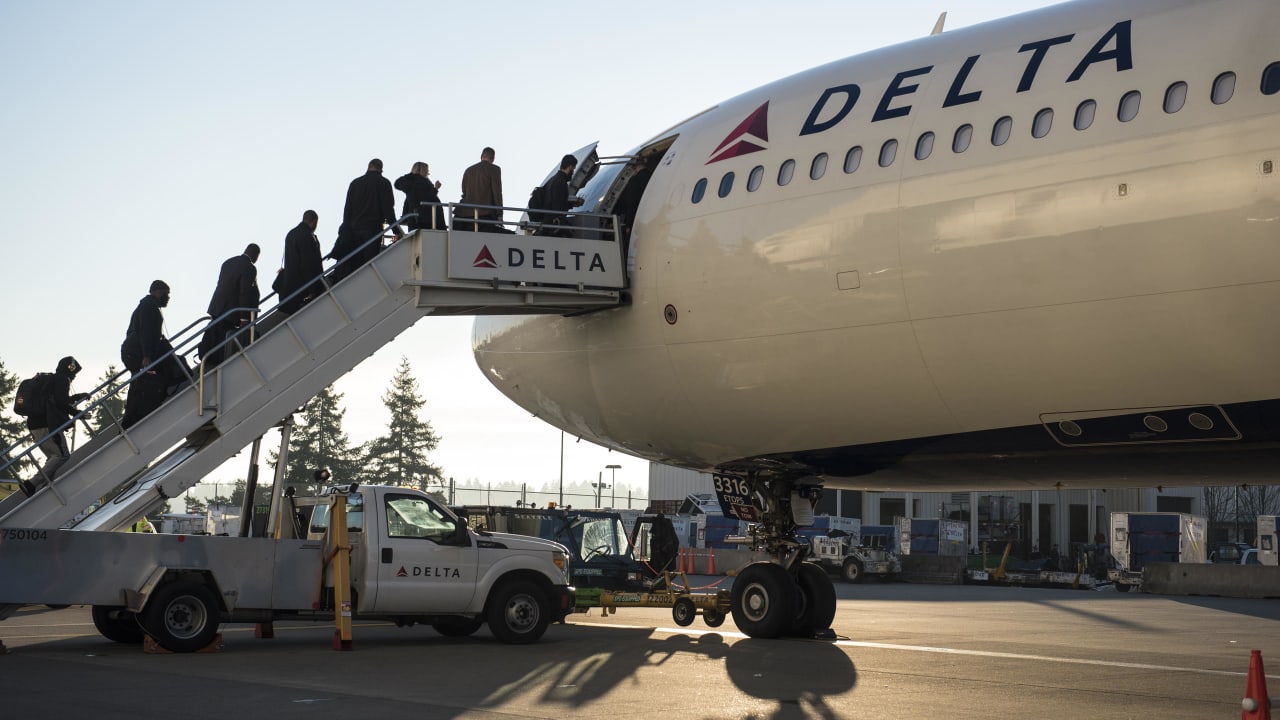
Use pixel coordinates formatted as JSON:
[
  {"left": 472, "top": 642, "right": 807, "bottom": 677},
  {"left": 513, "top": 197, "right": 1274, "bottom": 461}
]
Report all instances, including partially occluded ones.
[
  {"left": 332, "top": 158, "right": 402, "bottom": 284},
  {"left": 121, "top": 280, "right": 176, "bottom": 428},
  {"left": 199, "top": 243, "right": 260, "bottom": 366},
  {"left": 394, "top": 161, "right": 447, "bottom": 231},
  {"left": 538, "top": 154, "right": 584, "bottom": 236},
  {"left": 280, "top": 210, "right": 324, "bottom": 314},
  {"left": 20, "top": 356, "right": 88, "bottom": 495},
  {"left": 457, "top": 147, "right": 509, "bottom": 232}
]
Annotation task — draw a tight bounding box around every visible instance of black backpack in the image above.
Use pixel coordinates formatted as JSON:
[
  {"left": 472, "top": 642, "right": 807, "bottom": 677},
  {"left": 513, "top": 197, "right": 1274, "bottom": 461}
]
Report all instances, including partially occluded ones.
[
  {"left": 13, "top": 372, "right": 53, "bottom": 418},
  {"left": 527, "top": 184, "right": 548, "bottom": 224}
]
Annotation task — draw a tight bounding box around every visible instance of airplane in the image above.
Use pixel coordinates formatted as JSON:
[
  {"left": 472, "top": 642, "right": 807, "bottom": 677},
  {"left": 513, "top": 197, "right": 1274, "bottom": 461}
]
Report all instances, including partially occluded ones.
[{"left": 473, "top": 0, "right": 1280, "bottom": 638}]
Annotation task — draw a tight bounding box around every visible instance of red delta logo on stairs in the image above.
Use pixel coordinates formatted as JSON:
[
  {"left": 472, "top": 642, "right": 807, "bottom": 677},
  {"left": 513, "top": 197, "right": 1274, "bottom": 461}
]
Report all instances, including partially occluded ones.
[
  {"left": 396, "top": 566, "right": 408, "bottom": 577},
  {"left": 473, "top": 245, "right": 498, "bottom": 269}
]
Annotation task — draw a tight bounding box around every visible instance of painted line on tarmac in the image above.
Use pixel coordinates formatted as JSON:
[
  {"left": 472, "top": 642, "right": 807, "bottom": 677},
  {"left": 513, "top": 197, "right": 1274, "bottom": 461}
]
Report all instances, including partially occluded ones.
[{"left": 583, "top": 621, "right": 1277, "bottom": 680}]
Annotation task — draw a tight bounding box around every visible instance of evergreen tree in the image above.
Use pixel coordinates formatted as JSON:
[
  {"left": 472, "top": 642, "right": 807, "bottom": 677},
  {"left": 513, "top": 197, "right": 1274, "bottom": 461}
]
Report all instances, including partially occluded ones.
[
  {"left": 362, "top": 356, "right": 443, "bottom": 491},
  {"left": 86, "top": 364, "right": 127, "bottom": 433},
  {"left": 0, "top": 358, "right": 35, "bottom": 479},
  {"left": 269, "top": 384, "right": 359, "bottom": 496}
]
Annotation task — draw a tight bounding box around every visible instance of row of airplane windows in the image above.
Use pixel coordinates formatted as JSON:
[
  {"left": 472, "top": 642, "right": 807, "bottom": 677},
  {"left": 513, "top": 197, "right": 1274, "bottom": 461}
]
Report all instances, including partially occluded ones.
[{"left": 692, "top": 62, "right": 1280, "bottom": 204}]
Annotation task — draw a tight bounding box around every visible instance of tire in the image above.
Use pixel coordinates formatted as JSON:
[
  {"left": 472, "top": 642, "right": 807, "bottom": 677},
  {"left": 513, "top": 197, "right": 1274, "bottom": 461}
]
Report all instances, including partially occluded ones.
[
  {"left": 432, "top": 616, "right": 484, "bottom": 637},
  {"left": 1115, "top": 583, "right": 1132, "bottom": 593},
  {"left": 703, "top": 608, "right": 726, "bottom": 628},
  {"left": 791, "top": 562, "right": 837, "bottom": 636},
  {"left": 731, "top": 562, "right": 796, "bottom": 639},
  {"left": 486, "top": 580, "right": 550, "bottom": 645},
  {"left": 841, "top": 558, "right": 864, "bottom": 583},
  {"left": 672, "top": 597, "right": 697, "bottom": 627},
  {"left": 141, "top": 581, "right": 220, "bottom": 653},
  {"left": 91, "top": 605, "right": 144, "bottom": 645}
]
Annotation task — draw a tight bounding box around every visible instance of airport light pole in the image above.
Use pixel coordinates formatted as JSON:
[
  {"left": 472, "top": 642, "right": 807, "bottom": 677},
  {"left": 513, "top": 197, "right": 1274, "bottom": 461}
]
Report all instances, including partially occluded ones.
[
  {"left": 592, "top": 471, "right": 609, "bottom": 508},
  {"left": 606, "top": 464, "right": 621, "bottom": 508}
]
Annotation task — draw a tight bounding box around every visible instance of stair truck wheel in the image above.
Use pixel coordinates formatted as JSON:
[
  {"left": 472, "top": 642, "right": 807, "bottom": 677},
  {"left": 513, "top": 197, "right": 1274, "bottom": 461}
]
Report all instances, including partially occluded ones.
[
  {"left": 91, "top": 605, "right": 145, "bottom": 645},
  {"left": 141, "top": 580, "right": 220, "bottom": 653},
  {"left": 432, "top": 616, "right": 484, "bottom": 637},
  {"left": 702, "top": 608, "right": 726, "bottom": 628},
  {"left": 731, "top": 562, "right": 796, "bottom": 639},
  {"left": 1115, "top": 582, "right": 1132, "bottom": 593},
  {"left": 486, "top": 580, "right": 550, "bottom": 645},
  {"left": 672, "top": 597, "right": 697, "bottom": 627},
  {"left": 791, "top": 562, "right": 837, "bottom": 636},
  {"left": 841, "top": 558, "right": 864, "bottom": 583}
]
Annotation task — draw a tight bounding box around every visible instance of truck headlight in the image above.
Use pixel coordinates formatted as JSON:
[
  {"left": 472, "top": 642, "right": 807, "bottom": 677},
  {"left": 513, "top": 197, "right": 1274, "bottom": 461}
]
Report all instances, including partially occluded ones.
[{"left": 553, "top": 550, "right": 568, "bottom": 573}]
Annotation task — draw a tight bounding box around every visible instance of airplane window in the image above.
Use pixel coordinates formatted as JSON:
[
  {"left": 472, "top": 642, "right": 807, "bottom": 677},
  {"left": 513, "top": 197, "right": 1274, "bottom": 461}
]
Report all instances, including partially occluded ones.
[
  {"left": 1074, "top": 100, "right": 1096, "bottom": 130},
  {"left": 1118, "top": 91, "right": 1141, "bottom": 122},
  {"left": 718, "top": 171, "right": 735, "bottom": 198},
  {"left": 952, "top": 124, "right": 972, "bottom": 153},
  {"left": 778, "top": 159, "right": 795, "bottom": 186},
  {"left": 878, "top": 139, "right": 898, "bottom": 167},
  {"left": 914, "top": 132, "right": 935, "bottom": 160},
  {"left": 692, "top": 178, "right": 707, "bottom": 204},
  {"left": 991, "top": 116, "right": 1012, "bottom": 146},
  {"left": 1264, "top": 63, "right": 1280, "bottom": 96},
  {"left": 747, "top": 165, "right": 764, "bottom": 192},
  {"left": 1212, "top": 72, "right": 1236, "bottom": 105},
  {"left": 1032, "top": 108, "right": 1053, "bottom": 138},
  {"left": 810, "top": 152, "right": 828, "bottom": 180},
  {"left": 1163, "top": 82, "right": 1188, "bottom": 113},
  {"left": 843, "top": 146, "right": 863, "bottom": 173}
]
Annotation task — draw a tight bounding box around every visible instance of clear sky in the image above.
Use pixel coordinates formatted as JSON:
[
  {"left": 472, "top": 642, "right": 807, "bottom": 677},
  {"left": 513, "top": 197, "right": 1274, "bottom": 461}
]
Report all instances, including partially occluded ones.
[{"left": 0, "top": 1, "right": 1059, "bottom": 504}]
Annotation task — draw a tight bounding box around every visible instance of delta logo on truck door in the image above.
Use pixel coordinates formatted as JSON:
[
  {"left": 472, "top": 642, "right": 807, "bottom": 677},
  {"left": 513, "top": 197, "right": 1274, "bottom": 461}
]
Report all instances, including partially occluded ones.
[{"left": 396, "top": 565, "right": 462, "bottom": 578}]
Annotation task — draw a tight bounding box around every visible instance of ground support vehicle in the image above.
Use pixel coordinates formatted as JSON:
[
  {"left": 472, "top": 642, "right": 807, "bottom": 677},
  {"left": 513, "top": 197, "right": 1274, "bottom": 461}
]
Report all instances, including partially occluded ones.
[
  {"left": 594, "top": 572, "right": 732, "bottom": 628},
  {"left": 0, "top": 484, "right": 574, "bottom": 651},
  {"left": 809, "top": 534, "right": 901, "bottom": 583},
  {"left": 1107, "top": 511, "right": 1207, "bottom": 592},
  {"left": 456, "top": 505, "right": 645, "bottom": 596}
]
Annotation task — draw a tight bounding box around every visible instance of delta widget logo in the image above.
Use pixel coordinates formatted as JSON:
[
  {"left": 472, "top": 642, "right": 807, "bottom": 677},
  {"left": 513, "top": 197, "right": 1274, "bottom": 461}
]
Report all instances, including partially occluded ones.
[
  {"left": 473, "top": 245, "right": 498, "bottom": 268},
  {"left": 707, "top": 101, "right": 769, "bottom": 164}
]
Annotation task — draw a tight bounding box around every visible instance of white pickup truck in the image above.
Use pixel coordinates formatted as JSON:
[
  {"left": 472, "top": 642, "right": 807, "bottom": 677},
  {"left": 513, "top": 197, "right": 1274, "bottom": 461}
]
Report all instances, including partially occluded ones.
[{"left": 0, "top": 485, "right": 574, "bottom": 651}]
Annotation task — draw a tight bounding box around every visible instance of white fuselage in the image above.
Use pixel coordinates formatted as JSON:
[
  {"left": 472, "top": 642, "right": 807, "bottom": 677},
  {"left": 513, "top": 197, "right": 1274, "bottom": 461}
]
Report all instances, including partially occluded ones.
[{"left": 474, "top": 0, "right": 1280, "bottom": 490}]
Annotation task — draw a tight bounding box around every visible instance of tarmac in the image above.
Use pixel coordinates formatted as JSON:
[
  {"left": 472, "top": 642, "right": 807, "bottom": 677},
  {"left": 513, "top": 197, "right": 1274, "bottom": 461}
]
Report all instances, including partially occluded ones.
[{"left": 3, "top": 577, "right": 1278, "bottom": 719}]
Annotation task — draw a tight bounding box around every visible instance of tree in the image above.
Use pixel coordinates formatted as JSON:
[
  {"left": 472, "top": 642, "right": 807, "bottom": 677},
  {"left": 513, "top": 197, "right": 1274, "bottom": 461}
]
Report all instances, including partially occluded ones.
[
  {"left": 86, "top": 364, "right": 127, "bottom": 434},
  {"left": 0, "top": 358, "right": 35, "bottom": 480},
  {"left": 361, "top": 357, "right": 443, "bottom": 491},
  {"left": 270, "top": 384, "right": 359, "bottom": 496}
]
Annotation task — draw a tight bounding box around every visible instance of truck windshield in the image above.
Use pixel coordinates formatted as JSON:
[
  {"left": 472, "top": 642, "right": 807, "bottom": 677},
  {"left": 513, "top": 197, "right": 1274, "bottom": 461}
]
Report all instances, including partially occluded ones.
[{"left": 573, "top": 515, "right": 631, "bottom": 562}]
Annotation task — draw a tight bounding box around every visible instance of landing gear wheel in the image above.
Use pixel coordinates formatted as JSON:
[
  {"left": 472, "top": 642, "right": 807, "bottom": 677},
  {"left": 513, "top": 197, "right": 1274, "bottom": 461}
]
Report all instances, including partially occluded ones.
[
  {"left": 672, "top": 597, "right": 697, "bottom": 627},
  {"left": 731, "top": 562, "right": 796, "bottom": 639},
  {"left": 791, "top": 562, "right": 837, "bottom": 637},
  {"left": 432, "top": 616, "right": 484, "bottom": 637},
  {"left": 486, "top": 580, "right": 550, "bottom": 644},
  {"left": 141, "top": 581, "right": 219, "bottom": 653},
  {"left": 91, "top": 605, "right": 144, "bottom": 645},
  {"left": 841, "top": 558, "right": 864, "bottom": 583},
  {"left": 703, "top": 608, "right": 726, "bottom": 628}
]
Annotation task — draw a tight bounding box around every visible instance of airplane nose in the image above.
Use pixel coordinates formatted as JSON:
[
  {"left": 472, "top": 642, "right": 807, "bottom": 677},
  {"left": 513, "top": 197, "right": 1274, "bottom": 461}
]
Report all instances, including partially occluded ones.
[{"left": 472, "top": 315, "right": 604, "bottom": 438}]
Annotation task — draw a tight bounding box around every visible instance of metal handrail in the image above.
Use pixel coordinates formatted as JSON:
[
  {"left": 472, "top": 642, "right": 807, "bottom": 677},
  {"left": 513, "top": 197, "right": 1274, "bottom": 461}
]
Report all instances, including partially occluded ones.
[{"left": 447, "top": 202, "right": 621, "bottom": 242}]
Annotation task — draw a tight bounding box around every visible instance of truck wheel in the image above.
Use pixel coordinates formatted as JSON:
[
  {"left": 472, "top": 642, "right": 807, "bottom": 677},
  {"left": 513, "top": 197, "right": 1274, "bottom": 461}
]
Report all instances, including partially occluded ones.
[
  {"left": 1115, "top": 583, "right": 1132, "bottom": 593},
  {"left": 672, "top": 597, "right": 697, "bottom": 627},
  {"left": 141, "top": 581, "right": 220, "bottom": 653},
  {"left": 487, "top": 580, "right": 550, "bottom": 644},
  {"left": 731, "top": 563, "right": 796, "bottom": 639},
  {"left": 841, "top": 558, "right": 864, "bottom": 583},
  {"left": 791, "top": 563, "right": 837, "bottom": 636},
  {"left": 91, "top": 605, "right": 144, "bottom": 645},
  {"left": 432, "top": 616, "right": 484, "bottom": 637},
  {"left": 703, "top": 608, "right": 726, "bottom": 628}
]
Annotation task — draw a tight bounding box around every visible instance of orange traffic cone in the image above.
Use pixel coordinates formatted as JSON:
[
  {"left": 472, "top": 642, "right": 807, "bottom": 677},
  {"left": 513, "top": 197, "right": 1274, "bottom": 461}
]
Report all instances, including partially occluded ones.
[
  {"left": 677, "top": 546, "right": 687, "bottom": 574},
  {"left": 1243, "top": 649, "right": 1272, "bottom": 720},
  {"left": 707, "top": 546, "right": 717, "bottom": 575}
]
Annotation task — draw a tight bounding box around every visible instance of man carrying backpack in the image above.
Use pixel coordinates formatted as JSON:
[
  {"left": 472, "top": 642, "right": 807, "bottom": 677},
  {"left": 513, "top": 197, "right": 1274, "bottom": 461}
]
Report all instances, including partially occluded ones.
[
  {"left": 536, "top": 154, "right": 584, "bottom": 237},
  {"left": 21, "top": 356, "right": 89, "bottom": 496}
]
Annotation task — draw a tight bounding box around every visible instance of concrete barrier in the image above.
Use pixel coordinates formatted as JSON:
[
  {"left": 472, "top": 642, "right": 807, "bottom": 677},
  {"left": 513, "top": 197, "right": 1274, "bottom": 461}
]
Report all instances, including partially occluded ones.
[{"left": 1141, "top": 562, "right": 1280, "bottom": 598}]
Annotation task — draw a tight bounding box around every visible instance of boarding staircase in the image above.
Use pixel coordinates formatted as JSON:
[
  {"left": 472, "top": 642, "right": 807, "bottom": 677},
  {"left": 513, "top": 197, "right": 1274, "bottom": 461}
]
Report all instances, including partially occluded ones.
[{"left": 0, "top": 206, "right": 624, "bottom": 531}]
